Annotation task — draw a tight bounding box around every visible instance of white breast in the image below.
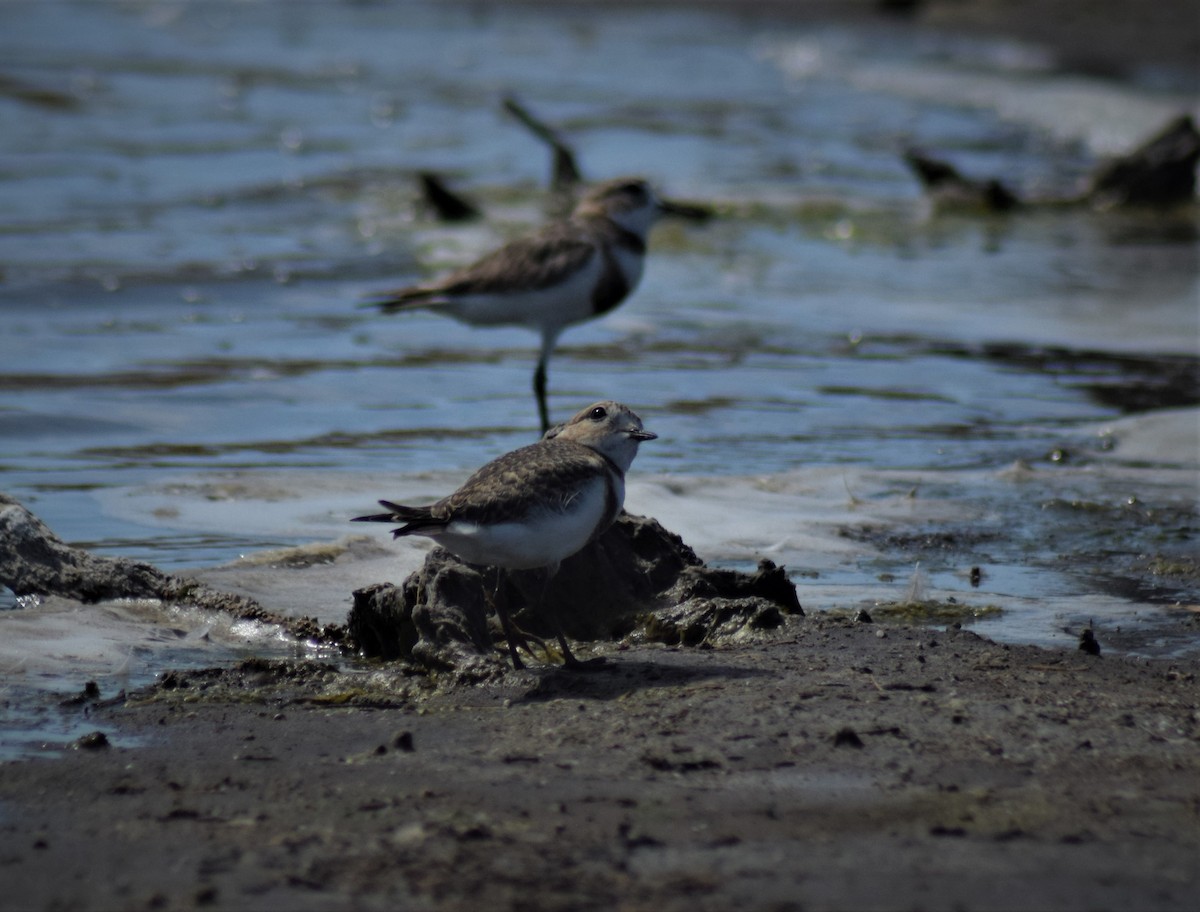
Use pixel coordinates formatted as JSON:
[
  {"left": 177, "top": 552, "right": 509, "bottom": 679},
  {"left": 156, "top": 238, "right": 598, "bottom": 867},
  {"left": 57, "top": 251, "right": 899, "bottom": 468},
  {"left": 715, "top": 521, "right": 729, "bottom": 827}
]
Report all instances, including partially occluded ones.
[{"left": 444, "top": 256, "right": 605, "bottom": 332}]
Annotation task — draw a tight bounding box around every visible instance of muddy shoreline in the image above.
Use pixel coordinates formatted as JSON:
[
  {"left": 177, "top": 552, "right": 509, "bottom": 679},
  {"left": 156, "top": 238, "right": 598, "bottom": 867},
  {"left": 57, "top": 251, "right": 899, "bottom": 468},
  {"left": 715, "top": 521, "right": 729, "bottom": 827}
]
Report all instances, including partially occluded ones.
[
  {"left": 515, "top": 0, "right": 1200, "bottom": 84},
  {"left": 2, "top": 1, "right": 1198, "bottom": 909},
  {"left": 2, "top": 618, "right": 1198, "bottom": 911}
]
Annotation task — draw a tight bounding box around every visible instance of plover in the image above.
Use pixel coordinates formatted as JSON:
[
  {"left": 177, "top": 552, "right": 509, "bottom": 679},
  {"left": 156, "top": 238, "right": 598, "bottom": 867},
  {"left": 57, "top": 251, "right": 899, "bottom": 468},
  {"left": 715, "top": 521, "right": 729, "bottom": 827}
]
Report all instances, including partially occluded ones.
[
  {"left": 368, "top": 177, "right": 705, "bottom": 433},
  {"left": 352, "top": 400, "right": 656, "bottom": 669}
]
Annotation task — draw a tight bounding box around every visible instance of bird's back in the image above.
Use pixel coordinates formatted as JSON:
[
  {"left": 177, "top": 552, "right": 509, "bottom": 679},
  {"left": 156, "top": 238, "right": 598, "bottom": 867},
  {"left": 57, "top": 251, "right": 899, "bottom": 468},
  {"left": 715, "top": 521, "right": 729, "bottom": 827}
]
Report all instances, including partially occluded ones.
[
  {"left": 375, "top": 221, "right": 600, "bottom": 315},
  {"left": 437, "top": 439, "right": 619, "bottom": 526}
]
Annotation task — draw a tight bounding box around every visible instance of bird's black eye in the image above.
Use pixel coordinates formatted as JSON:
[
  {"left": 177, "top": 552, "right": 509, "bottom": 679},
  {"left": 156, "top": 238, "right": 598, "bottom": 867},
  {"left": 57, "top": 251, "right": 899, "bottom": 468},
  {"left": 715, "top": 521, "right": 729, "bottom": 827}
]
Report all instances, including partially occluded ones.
[
  {"left": 589, "top": 406, "right": 608, "bottom": 421},
  {"left": 605, "top": 180, "right": 646, "bottom": 201}
]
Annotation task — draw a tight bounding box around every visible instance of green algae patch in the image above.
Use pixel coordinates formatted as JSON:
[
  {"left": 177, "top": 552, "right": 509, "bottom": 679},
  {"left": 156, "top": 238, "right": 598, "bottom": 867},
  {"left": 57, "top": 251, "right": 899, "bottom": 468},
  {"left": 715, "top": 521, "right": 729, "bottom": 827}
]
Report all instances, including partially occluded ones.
[
  {"left": 136, "top": 657, "right": 424, "bottom": 708},
  {"left": 1141, "top": 555, "right": 1200, "bottom": 584},
  {"left": 871, "top": 600, "right": 1003, "bottom": 624}
]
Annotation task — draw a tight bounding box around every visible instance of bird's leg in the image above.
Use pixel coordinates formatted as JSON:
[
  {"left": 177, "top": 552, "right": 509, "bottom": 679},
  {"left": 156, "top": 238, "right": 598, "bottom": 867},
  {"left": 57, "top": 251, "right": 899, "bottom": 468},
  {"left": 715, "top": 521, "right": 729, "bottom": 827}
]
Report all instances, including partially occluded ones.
[
  {"left": 551, "top": 616, "right": 607, "bottom": 670},
  {"left": 495, "top": 604, "right": 528, "bottom": 670},
  {"left": 552, "top": 619, "right": 609, "bottom": 672},
  {"left": 533, "top": 329, "right": 560, "bottom": 435},
  {"left": 533, "top": 359, "right": 550, "bottom": 435},
  {"left": 487, "top": 568, "right": 552, "bottom": 669},
  {"left": 536, "top": 565, "right": 607, "bottom": 671},
  {"left": 552, "top": 619, "right": 582, "bottom": 668},
  {"left": 487, "top": 567, "right": 525, "bottom": 670}
]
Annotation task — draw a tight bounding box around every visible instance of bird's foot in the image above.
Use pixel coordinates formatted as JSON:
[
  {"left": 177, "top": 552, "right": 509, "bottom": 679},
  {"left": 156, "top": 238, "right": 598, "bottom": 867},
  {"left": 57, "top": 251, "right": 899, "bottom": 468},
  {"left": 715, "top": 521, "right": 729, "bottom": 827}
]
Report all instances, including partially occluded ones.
[
  {"left": 512, "top": 625, "right": 555, "bottom": 664},
  {"left": 561, "top": 652, "right": 611, "bottom": 672}
]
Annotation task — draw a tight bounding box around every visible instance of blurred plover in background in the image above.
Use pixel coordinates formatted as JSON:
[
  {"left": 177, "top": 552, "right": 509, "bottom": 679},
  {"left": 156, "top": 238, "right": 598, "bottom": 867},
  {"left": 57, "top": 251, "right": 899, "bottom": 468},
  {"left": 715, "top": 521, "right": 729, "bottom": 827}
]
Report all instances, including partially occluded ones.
[{"left": 369, "top": 178, "right": 703, "bottom": 432}]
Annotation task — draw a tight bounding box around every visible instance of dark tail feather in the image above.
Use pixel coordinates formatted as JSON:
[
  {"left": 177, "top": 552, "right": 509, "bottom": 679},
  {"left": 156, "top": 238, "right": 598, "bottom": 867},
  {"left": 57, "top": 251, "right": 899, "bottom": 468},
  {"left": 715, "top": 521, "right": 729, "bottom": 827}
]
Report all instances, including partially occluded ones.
[
  {"left": 352, "top": 500, "right": 441, "bottom": 538},
  {"left": 359, "top": 288, "right": 443, "bottom": 315},
  {"left": 352, "top": 499, "right": 415, "bottom": 520},
  {"left": 351, "top": 510, "right": 399, "bottom": 524}
]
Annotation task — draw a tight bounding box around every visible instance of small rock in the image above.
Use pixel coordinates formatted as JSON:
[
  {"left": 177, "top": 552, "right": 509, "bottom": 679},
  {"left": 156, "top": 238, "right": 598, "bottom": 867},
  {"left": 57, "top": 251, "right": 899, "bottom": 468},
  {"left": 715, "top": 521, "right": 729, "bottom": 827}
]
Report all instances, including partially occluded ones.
[
  {"left": 392, "top": 730, "right": 415, "bottom": 752},
  {"left": 350, "top": 514, "right": 802, "bottom": 669},
  {"left": 618, "top": 820, "right": 663, "bottom": 849},
  {"left": 833, "top": 727, "right": 864, "bottom": 749},
  {"left": 73, "top": 731, "right": 109, "bottom": 750},
  {"left": 1079, "top": 628, "right": 1101, "bottom": 656},
  {"left": 929, "top": 825, "right": 967, "bottom": 838},
  {"left": 159, "top": 671, "right": 189, "bottom": 690},
  {"left": 59, "top": 680, "right": 103, "bottom": 707},
  {"left": 1087, "top": 114, "right": 1200, "bottom": 207},
  {"left": 417, "top": 172, "right": 480, "bottom": 222}
]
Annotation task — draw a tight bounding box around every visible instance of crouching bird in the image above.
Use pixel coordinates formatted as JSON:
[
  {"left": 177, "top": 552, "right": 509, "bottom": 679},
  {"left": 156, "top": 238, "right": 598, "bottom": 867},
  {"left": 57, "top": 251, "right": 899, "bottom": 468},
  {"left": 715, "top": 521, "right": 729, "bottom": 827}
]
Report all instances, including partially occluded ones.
[{"left": 353, "top": 400, "right": 656, "bottom": 668}]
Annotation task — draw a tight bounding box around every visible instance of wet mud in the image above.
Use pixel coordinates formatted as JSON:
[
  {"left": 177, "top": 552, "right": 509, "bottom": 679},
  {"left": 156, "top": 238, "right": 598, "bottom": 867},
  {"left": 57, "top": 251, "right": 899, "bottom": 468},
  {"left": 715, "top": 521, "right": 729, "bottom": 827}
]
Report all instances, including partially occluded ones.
[
  {"left": 348, "top": 512, "right": 801, "bottom": 672},
  {"left": 1, "top": 616, "right": 1197, "bottom": 911},
  {"left": 0, "top": 493, "right": 349, "bottom": 649},
  {"left": 1, "top": 1, "right": 1198, "bottom": 908},
  {"left": 948, "top": 343, "right": 1200, "bottom": 414},
  {"left": 3, "top": 490, "right": 1200, "bottom": 909}
]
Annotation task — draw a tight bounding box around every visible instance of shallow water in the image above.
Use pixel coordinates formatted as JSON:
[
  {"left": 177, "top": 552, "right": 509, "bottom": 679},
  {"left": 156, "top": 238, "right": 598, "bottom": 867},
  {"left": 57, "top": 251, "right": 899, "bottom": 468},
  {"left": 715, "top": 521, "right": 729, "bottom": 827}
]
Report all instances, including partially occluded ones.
[{"left": 1, "top": 1, "right": 1198, "bottom": 754}]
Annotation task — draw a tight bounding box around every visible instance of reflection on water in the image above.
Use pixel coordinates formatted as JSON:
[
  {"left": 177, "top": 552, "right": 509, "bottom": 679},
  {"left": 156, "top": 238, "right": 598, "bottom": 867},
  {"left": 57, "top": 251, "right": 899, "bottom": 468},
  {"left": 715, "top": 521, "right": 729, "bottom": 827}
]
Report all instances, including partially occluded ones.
[{"left": 0, "top": 2, "right": 1196, "bottom": 679}]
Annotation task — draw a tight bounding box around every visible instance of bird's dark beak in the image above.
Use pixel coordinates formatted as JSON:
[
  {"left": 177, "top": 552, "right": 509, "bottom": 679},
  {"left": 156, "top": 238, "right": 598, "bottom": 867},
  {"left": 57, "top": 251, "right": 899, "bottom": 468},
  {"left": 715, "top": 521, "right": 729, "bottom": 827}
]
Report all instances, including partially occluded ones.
[
  {"left": 657, "top": 197, "right": 713, "bottom": 222},
  {"left": 628, "top": 428, "right": 657, "bottom": 442}
]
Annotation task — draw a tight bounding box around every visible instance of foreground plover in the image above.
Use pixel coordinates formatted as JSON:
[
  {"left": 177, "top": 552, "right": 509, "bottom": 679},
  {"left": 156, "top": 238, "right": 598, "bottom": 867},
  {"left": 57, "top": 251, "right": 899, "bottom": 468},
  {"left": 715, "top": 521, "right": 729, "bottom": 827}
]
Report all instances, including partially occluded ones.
[
  {"left": 353, "top": 400, "right": 656, "bottom": 669},
  {"left": 368, "top": 178, "right": 702, "bottom": 433}
]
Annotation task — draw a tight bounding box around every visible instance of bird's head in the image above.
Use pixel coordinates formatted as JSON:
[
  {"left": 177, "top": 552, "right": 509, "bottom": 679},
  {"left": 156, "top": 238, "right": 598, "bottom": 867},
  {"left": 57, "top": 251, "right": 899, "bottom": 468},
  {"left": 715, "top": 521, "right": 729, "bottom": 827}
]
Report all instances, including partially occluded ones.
[{"left": 550, "top": 400, "right": 656, "bottom": 473}]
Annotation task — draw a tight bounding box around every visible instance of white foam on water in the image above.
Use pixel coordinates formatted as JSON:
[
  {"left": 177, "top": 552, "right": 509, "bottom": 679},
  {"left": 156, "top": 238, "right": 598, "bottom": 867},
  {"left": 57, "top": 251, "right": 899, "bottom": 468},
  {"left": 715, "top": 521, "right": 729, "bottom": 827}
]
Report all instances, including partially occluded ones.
[
  {"left": 2, "top": 4, "right": 1196, "bottom": 759},
  {"left": 3, "top": 408, "right": 1195, "bottom": 757},
  {"left": 768, "top": 32, "right": 1198, "bottom": 156}
]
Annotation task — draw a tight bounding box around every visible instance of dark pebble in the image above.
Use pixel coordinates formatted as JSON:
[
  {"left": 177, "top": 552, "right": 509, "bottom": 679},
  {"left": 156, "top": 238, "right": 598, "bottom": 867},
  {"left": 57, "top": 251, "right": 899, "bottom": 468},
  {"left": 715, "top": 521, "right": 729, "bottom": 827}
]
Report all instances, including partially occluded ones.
[
  {"left": 392, "top": 730, "right": 415, "bottom": 752},
  {"left": 73, "top": 731, "right": 109, "bottom": 750},
  {"left": 833, "top": 727, "right": 864, "bottom": 748}
]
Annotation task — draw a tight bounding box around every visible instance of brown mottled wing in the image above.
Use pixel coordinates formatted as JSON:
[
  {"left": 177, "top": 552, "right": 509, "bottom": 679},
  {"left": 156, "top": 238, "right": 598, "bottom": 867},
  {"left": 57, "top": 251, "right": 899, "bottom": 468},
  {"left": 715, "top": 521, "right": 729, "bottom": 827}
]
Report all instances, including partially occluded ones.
[
  {"left": 430, "top": 440, "right": 612, "bottom": 526},
  {"left": 437, "top": 221, "right": 597, "bottom": 295},
  {"left": 375, "top": 221, "right": 598, "bottom": 313}
]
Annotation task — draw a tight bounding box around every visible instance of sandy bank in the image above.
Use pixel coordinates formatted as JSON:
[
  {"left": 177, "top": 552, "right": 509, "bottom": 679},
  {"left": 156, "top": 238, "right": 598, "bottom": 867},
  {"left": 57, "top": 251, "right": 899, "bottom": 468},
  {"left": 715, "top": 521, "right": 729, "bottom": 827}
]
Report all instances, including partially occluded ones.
[{"left": 1, "top": 615, "right": 1197, "bottom": 911}]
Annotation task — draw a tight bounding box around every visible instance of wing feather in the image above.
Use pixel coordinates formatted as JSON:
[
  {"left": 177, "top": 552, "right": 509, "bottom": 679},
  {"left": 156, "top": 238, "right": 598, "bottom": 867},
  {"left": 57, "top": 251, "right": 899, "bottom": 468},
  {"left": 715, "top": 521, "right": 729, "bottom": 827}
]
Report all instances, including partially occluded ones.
[
  {"left": 373, "top": 221, "right": 598, "bottom": 313},
  {"left": 436, "top": 440, "right": 611, "bottom": 526}
]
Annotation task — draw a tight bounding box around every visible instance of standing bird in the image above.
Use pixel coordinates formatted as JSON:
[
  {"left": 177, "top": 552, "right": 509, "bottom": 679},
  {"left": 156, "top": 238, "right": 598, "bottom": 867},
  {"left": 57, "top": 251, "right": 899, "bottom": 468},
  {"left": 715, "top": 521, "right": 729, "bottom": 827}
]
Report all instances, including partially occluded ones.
[
  {"left": 368, "top": 178, "right": 705, "bottom": 433},
  {"left": 352, "top": 400, "right": 656, "bottom": 669}
]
